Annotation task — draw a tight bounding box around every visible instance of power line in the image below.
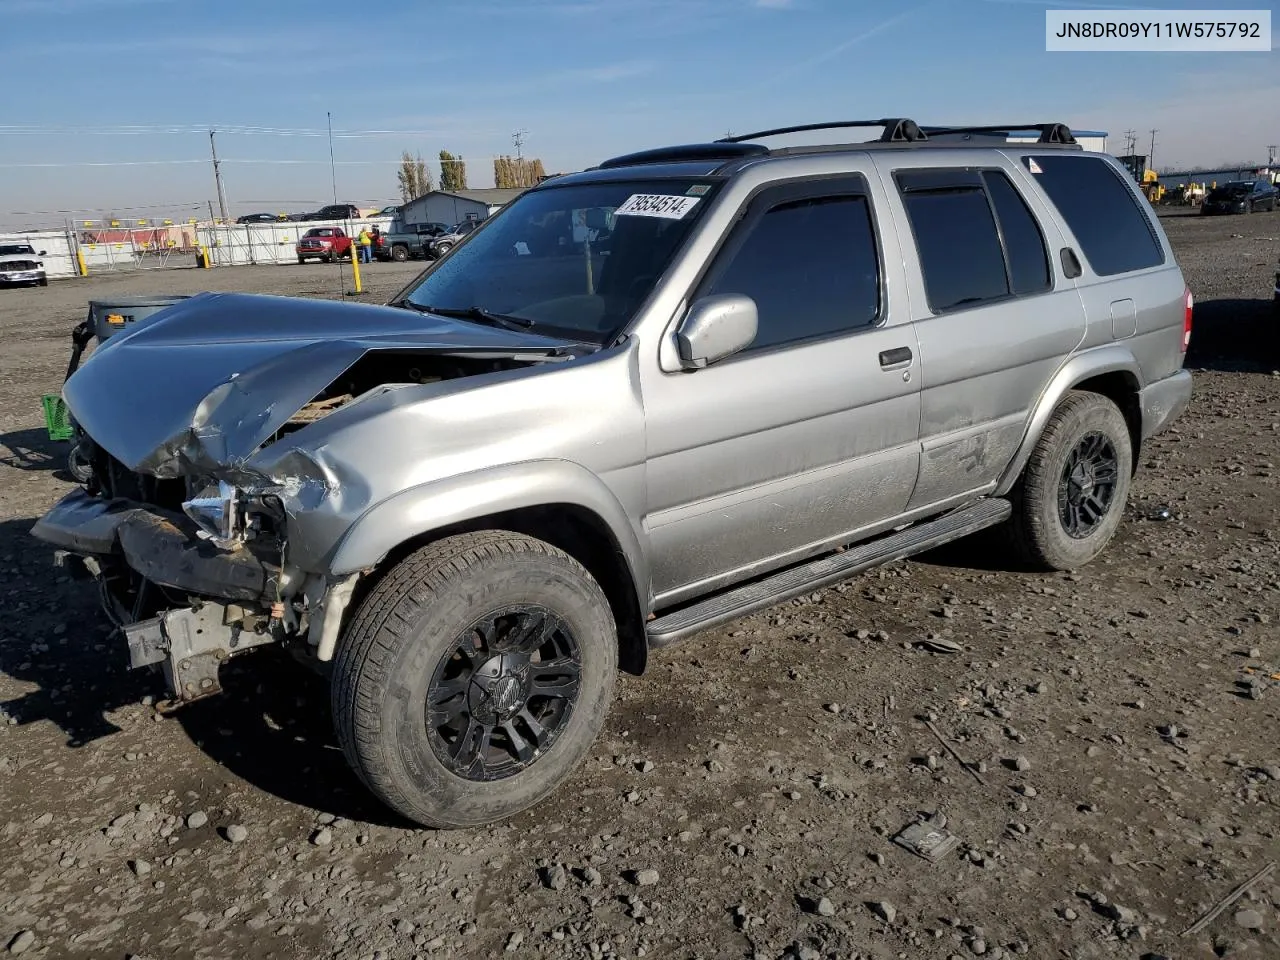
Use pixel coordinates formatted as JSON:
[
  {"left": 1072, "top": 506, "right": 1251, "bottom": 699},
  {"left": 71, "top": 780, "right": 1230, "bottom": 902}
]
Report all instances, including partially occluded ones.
[
  {"left": 0, "top": 123, "right": 493, "bottom": 139},
  {"left": 0, "top": 157, "right": 529, "bottom": 169}
]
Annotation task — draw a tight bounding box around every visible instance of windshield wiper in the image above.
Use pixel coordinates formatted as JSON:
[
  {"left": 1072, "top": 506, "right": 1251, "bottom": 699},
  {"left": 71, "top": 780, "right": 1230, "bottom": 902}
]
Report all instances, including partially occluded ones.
[{"left": 417, "top": 304, "right": 535, "bottom": 331}]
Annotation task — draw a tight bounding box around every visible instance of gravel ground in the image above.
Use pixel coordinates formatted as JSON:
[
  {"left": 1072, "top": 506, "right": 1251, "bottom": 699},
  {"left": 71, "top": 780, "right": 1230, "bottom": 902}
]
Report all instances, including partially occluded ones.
[{"left": 1, "top": 216, "right": 1278, "bottom": 960}]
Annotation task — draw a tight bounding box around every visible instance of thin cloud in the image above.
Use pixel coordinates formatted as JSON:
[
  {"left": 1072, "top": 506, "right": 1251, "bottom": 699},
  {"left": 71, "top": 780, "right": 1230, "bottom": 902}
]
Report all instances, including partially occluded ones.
[
  {"left": 3, "top": 0, "right": 169, "bottom": 12},
  {"left": 755, "top": 0, "right": 796, "bottom": 8},
  {"left": 749, "top": 0, "right": 944, "bottom": 90},
  {"left": 978, "top": 0, "right": 1162, "bottom": 9}
]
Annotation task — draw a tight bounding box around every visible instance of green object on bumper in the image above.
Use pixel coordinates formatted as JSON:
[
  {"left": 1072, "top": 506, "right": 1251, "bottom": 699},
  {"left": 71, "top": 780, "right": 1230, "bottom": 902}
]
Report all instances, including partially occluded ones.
[{"left": 42, "top": 394, "right": 74, "bottom": 441}]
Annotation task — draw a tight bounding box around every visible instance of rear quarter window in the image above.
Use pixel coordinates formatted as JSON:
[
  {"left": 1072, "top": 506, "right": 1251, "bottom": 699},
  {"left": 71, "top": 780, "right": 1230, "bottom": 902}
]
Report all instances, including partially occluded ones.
[{"left": 1022, "top": 154, "right": 1164, "bottom": 277}]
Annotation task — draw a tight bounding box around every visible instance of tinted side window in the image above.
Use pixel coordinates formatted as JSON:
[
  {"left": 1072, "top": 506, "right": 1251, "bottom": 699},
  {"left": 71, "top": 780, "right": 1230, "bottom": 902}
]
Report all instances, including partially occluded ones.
[
  {"left": 1022, "top": 155, "right": 1164, "bottom": 276},
  {"left": 702, "top": 194, "right": 880, "bottom": 352},
  {"left": 898, "top": 185, "right": 1008, "bottom": 312},
  {"left": 982, "top": 170, "right": 1051, "bottom": 296}
]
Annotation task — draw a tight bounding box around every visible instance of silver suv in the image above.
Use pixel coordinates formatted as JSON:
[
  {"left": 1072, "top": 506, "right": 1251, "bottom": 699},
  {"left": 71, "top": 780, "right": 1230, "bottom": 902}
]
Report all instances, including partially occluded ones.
[{"left": 34, "top": 119, "right": 1194, "bottom": 828}]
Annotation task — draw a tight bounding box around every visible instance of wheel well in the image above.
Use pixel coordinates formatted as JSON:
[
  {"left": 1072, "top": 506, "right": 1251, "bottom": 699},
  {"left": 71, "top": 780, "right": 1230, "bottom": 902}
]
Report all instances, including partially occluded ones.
[
  {"left": 1072, "top": 371, "right": 1142, "bottom": 471},
  {"left": 355, "top": 505, "right": 648, "bottom": 676}
]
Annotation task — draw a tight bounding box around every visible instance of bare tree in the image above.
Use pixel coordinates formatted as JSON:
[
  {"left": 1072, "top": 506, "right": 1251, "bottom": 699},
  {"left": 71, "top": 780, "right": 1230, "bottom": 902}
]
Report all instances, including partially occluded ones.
[{"left": 396, "top": 151, "right": 431, "bottom": 203}]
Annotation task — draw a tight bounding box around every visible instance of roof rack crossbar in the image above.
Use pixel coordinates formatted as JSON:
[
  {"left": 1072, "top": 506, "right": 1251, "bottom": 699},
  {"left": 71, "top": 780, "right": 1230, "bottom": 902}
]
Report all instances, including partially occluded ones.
[
  {"left": 717, "top": 118, "right": 927, "bottom": 144},
  {"left": 595, "top": 141, "right": 770, "bottom": 170},
  {"left": 919, "top": 123, "right": 1076, "bottom": 144}
]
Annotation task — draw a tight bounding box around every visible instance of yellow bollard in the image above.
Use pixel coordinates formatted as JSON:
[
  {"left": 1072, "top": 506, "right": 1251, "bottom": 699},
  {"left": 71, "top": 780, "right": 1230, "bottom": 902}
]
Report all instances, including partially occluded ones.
[
  {"left": 76, "top": 246, "right": 88, "bottom": 277},
  {"left": 350, "top": 237, "right": 363, "bottom": 294}
]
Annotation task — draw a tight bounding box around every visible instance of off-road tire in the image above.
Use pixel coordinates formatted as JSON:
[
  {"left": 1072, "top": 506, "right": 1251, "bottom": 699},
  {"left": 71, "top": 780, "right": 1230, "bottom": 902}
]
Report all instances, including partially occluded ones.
[
  {"left": 1003, "top": 390, "right": 1133, "bottom": 571},
  {"left": 332, "top": 531, "right": 617, "bottom": 829},
  {"left": 391, "top": 244, "right": 409, "bottom": 262}
]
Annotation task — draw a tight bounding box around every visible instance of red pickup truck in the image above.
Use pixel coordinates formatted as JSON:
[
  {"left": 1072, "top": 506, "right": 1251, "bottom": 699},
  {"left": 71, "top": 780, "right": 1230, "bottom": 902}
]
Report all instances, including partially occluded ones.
[{"left": 296, "top": 227, "right": 353, "bottom": 264}]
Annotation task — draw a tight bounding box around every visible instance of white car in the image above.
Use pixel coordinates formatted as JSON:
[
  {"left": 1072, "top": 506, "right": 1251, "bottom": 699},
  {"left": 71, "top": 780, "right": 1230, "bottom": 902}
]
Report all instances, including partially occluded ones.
[{"left": 0, "top": 242, "right": 48, "bottom": 287}]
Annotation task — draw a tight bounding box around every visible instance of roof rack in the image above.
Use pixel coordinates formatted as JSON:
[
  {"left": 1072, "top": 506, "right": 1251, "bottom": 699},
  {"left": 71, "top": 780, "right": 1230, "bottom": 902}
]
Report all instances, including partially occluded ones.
[
  {"left": 717, "top": 118, "right": 927, "bottom": 144},
  {"left": 588, "top": 120, "right": 1081, "bottom": 172},
  {"left": 596, "top": 141, "right": 768, "bottom": 170},
  {"left": 920, "top": 123, "right": 1077, "bottom": 144}
]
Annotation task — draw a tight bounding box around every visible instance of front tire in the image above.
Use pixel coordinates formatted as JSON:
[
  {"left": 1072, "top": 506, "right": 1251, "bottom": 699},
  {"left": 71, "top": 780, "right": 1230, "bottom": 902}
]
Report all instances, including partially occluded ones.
[
  {"left": 1003, "top": 391, "right": 1133, "bottom": 571},
  {"left": 332, "top": 531, "right": 618, "bottom": 829}
]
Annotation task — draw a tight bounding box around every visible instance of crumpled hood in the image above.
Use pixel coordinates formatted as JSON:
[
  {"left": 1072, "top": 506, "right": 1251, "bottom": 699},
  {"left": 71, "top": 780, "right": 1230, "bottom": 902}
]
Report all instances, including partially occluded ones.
[
  {"left": 0, "top": 253, "right": 40, "bottom": 264},
  {"left": 64, "top": 291, "right": 573, "bottom": 476}
]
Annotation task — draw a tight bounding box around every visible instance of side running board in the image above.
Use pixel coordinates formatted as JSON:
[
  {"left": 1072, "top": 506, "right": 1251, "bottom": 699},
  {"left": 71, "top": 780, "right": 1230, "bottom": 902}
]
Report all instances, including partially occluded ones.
[{"left": 646, "top": 498, "right": 1011, "bottom": 648}]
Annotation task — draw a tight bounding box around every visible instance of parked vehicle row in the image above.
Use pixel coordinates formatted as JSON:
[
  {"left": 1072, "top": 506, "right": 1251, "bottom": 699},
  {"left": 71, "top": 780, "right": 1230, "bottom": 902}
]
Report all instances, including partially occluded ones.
[{"left": 238, "top": 203, "right": 398, "bottom": 225}]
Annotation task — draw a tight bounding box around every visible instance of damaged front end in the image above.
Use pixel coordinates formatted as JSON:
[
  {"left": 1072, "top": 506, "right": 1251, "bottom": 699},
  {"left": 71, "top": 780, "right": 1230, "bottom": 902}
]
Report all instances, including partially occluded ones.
[
  {"left": 33, "top": 469, "right": 360, "bottom": 706},
  {"left": 31, "top": 291, "right": 577, "bottom": 706}
]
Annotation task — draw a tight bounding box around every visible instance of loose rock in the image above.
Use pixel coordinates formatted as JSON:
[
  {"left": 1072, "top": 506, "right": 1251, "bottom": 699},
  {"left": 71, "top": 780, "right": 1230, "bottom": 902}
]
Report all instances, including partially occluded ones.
[{"left": 632, "top": 868, "right": 659, "bottom": 886}]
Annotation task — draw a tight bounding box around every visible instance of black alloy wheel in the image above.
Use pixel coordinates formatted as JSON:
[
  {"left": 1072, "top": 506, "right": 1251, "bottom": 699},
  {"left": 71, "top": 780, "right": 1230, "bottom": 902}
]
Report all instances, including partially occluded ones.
[
  {"left": 427, "top": 606, "right": 581, "bottom": 782},
  {"left": 1057, "top": 431, "right": 1119, "bottom": 539}
]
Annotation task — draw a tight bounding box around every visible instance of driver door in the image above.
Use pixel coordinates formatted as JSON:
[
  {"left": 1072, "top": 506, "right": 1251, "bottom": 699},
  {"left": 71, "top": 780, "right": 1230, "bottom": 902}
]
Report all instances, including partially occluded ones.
[{"left": 640, "top": 174, "right": 922, "bottom": 604}]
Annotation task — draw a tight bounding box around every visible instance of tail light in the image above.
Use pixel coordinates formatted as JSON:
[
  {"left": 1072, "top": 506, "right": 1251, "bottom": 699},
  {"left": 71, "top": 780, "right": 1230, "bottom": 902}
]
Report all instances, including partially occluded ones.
[{"left": 1181, "top": 287, "right": 1193, "bottom": 352}]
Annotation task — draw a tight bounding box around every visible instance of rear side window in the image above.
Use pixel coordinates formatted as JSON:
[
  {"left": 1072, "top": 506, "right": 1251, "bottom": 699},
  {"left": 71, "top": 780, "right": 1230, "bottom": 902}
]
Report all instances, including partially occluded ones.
[
  {"left": 1022, "top": 154, "right": 1164, "bottom": 276},
  {"left": 701, "top": 193, "right": 881, "bottom": 351},
  {"left": 982, "top": 171, "right": 1051, "bottom": 296},
  {"left": 898, "top": 186, "right": 1007, "bottom": 312}
]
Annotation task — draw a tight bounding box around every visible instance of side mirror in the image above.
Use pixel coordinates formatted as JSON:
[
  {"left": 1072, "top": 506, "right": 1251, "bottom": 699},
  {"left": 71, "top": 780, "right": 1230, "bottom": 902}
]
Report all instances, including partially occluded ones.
[
  {"left": 675, "top": 294, "right": 757, "bottom": 369},
  {"left": 39, "top": 250, "right": 47, "bottom": 256}
]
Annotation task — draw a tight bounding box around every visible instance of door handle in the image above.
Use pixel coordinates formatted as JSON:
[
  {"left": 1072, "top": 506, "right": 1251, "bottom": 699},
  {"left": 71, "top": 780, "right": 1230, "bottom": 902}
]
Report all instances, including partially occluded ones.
[{"left": 879, "top": 346, "right": 912, "bottom": 369}]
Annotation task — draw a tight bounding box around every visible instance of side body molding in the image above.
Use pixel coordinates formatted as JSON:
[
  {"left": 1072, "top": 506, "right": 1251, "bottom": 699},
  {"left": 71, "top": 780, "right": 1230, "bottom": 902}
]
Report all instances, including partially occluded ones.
[
  {"left": 326, "top": 458, "right": 650, "bottom": 605},
  {"left": 993, "top": 345, "right": 1142, "bottom": 497}
]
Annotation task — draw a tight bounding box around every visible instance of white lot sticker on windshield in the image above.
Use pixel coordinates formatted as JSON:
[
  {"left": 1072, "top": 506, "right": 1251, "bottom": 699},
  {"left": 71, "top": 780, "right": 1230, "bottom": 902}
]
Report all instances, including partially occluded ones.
[{"left": 614, "top": 194, "right": 701, "bottom": 220}]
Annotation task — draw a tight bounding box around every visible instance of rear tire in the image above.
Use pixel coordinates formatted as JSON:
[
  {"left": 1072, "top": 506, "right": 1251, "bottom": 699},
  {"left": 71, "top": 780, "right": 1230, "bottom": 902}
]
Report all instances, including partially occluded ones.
[
  {"left": 392, "top": 244, "right": 409, "bottom": 262},
  {"left": 1002, "top": 391, "right": 1133, "bottom": 571},
  {"left": 332, "top": 531, "right": 618, "bottom": 829}
]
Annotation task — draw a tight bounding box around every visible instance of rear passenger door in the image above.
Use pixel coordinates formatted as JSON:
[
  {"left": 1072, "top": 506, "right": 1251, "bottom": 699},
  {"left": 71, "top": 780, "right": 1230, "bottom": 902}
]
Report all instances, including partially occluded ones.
[{"left": 878, "top": 161, "right": 1086, "bottom": 510}]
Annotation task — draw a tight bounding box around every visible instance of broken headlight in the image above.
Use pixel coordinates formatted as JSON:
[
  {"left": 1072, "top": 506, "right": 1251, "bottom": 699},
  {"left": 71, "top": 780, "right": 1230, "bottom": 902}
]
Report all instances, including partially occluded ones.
[{"left": 183, "top": 480, "right": 240, "bottom": 547}]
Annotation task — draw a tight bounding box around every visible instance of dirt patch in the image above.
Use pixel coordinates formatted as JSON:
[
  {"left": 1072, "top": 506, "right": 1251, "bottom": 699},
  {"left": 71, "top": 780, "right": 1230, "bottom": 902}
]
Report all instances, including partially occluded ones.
[{"left": 1, "top": 220, "right": 1278, "bottom": 960}]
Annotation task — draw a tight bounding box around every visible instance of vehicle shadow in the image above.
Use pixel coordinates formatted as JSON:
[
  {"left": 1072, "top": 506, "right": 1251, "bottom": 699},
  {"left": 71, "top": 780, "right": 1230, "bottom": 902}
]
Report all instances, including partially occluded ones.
[
  {"left": 0, "top": 427, "right": 72, "bottom": 478},
  {"left": 1186, "top": 297, "right": 1279, "bottom": 372},
  {"left": 0, "top": 516, "right": 404, "bottom": 827},
  {"left": 174, "top": 652, "right": 407, "bottom": 827}
]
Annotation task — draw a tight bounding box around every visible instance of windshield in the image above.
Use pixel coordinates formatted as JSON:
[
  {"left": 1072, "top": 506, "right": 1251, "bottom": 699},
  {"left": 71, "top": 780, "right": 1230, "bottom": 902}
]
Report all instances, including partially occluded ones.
[
  {"left": 0, "top": 244, "right": 35, "bottom": 256},
  {"left": 402, "top": 178, "right": 721, "bottom": 342}
]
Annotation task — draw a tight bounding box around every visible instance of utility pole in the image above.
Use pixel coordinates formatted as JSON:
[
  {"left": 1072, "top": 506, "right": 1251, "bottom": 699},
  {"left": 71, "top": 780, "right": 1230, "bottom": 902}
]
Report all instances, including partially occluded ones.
[
  {"left": 512, "top": 129, "right": 528, "bottom": 160},
  {"left": 209, "top": 130, "right": 229, "bottom": 224},
  {"left": 1268, "top": 145, "right": 1278, "bottom": 167},
  {"left": 1148, "top": 129, "right": 1158, "bottom": 171},
  {"left": 1123, "top": 129, "right": 1136, "bottom": 157}
]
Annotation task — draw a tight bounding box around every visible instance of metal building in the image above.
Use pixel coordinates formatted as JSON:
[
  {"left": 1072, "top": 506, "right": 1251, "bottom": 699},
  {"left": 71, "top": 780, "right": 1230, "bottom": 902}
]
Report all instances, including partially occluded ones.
[{"left": 397, "top": 188, "right": 528, "bottom": 227}]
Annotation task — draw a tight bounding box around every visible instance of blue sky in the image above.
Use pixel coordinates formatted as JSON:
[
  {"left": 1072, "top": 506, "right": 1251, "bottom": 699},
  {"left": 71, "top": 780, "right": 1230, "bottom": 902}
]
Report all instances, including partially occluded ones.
[{"left": 1, "top": 0, "right": 1276, "bottom": 228}]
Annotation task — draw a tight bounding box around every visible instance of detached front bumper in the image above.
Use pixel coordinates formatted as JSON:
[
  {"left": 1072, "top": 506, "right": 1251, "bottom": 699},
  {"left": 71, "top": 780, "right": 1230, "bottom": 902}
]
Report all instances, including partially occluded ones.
[
  {"left": 31, "top": 489, "right": 279, "bottom": 703},
  {"left": 32, "top": 489, "right": 272, "bottom": 601}
]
